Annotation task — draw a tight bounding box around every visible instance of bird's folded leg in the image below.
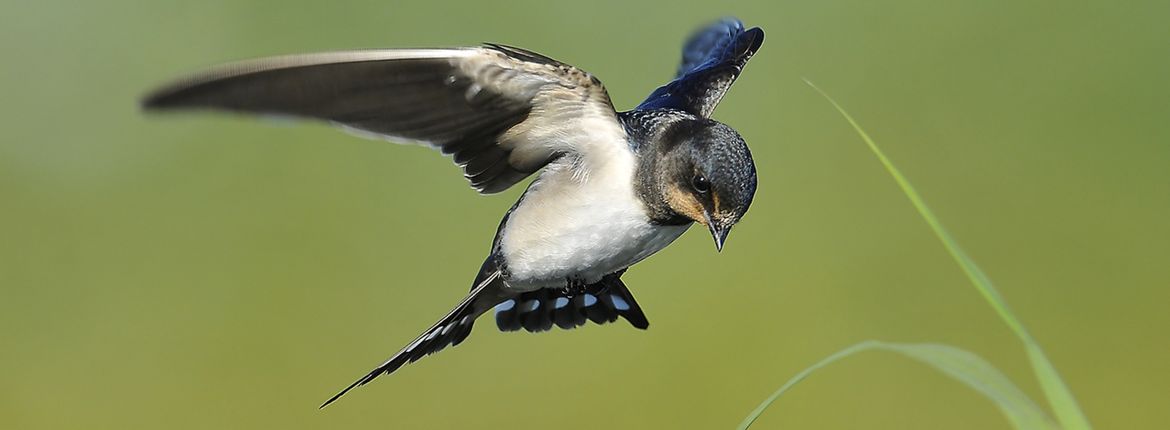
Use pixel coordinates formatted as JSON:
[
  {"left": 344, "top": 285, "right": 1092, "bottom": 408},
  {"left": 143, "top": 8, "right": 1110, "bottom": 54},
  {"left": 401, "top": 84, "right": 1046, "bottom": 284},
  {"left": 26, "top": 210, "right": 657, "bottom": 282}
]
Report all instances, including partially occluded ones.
[{"left": 562, "top": 277, "right": 589, "bottom": 295}]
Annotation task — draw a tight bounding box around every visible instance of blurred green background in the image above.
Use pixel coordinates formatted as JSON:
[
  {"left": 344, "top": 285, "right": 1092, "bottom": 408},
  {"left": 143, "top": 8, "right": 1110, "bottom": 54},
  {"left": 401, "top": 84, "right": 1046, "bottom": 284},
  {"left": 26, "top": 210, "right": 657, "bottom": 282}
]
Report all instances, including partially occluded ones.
[{"left": 2, "top": 0, "right": 1167, "bottom": 428}]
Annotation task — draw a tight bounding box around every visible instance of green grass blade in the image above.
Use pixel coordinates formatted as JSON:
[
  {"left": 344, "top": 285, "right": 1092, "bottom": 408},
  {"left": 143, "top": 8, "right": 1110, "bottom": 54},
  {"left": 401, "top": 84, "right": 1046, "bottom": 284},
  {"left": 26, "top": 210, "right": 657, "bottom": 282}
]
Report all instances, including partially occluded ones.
[
  {"left": 802, "top": 79, "right": 1091, "bottom": 430},
  {"left": 736, "top": 341, "right": 1058, "bottom": 430}
]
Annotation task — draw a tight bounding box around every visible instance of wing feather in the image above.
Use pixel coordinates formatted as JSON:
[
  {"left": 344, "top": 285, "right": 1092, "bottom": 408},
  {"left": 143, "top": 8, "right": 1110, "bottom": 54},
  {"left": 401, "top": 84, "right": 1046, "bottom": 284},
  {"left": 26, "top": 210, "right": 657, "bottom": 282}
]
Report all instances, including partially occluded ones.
[
  {"left": 636, "top": 18, "right": 764, "bottom": 117},
  {"left": 142, "top": 47, "right": 623, "bottom": 194}
]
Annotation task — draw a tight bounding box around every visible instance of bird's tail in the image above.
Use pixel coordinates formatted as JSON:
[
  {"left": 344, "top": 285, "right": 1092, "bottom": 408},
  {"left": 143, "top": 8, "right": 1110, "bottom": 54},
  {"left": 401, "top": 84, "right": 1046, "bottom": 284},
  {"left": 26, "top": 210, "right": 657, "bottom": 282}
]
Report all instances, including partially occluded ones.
[
  {"left": 319, "top": 269, "right": 649, "bottom": 407},
  {"left": 494, "top": 273, "right": 649, "bottom": 332},
  {"left": 320, "top": 270, "right": 506, "bottom": 408}
]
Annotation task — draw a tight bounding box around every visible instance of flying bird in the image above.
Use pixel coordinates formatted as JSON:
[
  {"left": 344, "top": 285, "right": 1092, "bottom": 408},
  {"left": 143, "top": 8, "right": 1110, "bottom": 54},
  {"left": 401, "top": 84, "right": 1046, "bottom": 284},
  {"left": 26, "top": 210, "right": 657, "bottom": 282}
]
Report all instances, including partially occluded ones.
[{"left": 142, "top": 18, "right": 764, "bottom": 407}]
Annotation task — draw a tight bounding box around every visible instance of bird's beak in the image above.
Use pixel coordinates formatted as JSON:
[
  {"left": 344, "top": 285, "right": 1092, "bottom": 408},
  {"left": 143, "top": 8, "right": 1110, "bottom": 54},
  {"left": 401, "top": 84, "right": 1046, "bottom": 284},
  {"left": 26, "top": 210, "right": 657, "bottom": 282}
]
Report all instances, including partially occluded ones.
[{"left": 704, "top": 213, "right": 733, "bottom": 252}]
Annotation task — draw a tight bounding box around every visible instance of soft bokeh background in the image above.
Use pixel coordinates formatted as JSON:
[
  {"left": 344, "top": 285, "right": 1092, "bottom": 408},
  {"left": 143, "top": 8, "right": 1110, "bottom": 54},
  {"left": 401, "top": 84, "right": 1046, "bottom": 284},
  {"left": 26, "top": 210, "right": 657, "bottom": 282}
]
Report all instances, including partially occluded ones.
[{"left": 2, "top": 0, "right": 1167, "bottom": 428}]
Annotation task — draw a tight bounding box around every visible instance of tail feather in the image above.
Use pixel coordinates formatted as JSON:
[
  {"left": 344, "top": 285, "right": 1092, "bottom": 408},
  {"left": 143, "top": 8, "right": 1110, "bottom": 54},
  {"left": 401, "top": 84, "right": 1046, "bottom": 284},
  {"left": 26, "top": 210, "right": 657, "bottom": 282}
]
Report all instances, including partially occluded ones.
[
  {"left": 495, "top": 274, "right": 649, "bottom": 332},
  {"left": 320, "top": 269, "right": 651, "bottom": 408},
  {"left": 320, "top": 271, "right": 502, "bottom": 408}
]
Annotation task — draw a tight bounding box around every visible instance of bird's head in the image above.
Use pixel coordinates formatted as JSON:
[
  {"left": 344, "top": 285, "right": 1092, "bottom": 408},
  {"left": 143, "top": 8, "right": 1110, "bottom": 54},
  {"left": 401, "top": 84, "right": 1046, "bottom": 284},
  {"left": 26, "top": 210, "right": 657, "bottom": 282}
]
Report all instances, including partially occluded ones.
[{"left": 655, "top": 119, "right": 757, "bottom": 251}]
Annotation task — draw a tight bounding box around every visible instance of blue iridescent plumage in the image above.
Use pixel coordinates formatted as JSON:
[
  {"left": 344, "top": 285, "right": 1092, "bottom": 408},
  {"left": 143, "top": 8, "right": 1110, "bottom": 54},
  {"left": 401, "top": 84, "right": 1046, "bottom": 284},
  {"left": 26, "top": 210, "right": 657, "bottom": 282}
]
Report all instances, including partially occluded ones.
[{"left": 637, "top": 18, "right": 764, "bottom": 117}]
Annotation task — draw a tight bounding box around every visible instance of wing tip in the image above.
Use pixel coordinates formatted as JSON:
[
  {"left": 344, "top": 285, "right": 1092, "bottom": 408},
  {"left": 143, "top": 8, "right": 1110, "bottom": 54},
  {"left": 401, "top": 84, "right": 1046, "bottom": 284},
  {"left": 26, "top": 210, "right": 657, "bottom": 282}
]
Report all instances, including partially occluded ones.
[
  {"left": 741, "top": 27, "right": 765, "bottom": 58},
  {"left": 139, "top": 80, "right": 195, "bottom": 112},
  {"left": 138, "top": 89, "right": 171, "bottom": 111}
]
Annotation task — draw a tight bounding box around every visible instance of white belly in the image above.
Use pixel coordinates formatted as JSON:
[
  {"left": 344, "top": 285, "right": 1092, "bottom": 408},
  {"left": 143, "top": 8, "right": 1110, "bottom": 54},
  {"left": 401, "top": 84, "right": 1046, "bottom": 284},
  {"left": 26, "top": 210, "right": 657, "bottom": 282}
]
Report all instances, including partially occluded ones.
[{"left": 498, "top": 155, "right": 690, "bottom": 290}]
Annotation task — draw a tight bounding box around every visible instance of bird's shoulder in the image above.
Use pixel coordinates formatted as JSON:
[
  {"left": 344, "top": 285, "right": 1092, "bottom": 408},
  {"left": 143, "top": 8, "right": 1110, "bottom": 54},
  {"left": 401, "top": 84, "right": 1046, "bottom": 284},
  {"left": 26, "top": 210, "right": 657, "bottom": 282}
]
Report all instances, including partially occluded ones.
[{"left": 619, "top": 108, "right": 701, "bottom": 152}]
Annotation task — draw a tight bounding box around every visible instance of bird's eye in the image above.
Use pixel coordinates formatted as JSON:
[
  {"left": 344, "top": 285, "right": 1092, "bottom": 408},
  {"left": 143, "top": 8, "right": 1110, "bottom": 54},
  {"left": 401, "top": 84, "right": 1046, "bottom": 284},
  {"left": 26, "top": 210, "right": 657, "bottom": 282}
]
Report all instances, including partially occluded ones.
[{"left": 691, "top": 174, "right": 710, "bottom": 193}]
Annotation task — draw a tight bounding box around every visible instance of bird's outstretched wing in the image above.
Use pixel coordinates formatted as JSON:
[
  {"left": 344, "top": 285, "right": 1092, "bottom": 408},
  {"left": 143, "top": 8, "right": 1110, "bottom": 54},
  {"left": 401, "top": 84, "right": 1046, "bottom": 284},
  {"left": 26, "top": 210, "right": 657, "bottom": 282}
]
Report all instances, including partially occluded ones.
[
  {"left": 142, "top": 45, "right": 624, "bottom": 194},
  {"left": 636, "top": 18, "right": 764, "bottom": 117}
]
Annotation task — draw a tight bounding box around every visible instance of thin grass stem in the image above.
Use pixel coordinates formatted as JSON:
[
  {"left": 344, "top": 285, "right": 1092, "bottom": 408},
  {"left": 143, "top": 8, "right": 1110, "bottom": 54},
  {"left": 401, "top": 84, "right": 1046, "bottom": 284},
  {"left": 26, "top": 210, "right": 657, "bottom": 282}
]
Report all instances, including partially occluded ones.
[{"left": 799, "top": 79, "right": 1091, "bottom": 430}]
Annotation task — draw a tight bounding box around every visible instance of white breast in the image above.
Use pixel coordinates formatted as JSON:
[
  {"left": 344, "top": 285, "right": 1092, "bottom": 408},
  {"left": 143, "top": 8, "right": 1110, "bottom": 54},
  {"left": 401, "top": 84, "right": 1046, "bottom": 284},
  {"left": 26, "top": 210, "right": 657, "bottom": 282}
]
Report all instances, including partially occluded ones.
[{"left": 498, "top": 146, "right": 690, "bottom": 290}]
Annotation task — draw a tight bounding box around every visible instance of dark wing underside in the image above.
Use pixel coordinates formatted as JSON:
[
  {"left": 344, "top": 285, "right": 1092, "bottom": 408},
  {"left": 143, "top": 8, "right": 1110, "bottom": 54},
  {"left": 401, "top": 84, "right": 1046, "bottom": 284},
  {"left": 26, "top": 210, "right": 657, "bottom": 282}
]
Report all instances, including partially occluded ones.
[
  {"left": 637, "top": 18, "right": 764, "bottom": 117},
  {"left": 142, "top": 46, "right": 623, "bottom": 194}
]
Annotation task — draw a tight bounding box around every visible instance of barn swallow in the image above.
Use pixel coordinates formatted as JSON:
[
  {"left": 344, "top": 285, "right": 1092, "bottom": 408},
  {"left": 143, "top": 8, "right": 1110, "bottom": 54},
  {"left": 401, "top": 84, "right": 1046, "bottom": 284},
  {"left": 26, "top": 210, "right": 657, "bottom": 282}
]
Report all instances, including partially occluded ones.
[{"left": 142, "top": 18, "right": 764, "bottom": 407}]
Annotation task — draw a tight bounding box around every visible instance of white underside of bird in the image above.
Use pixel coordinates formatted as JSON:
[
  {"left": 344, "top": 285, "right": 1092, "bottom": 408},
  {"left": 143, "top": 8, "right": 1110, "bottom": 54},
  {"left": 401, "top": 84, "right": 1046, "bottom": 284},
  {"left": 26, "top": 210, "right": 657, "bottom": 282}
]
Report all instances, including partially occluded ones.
[{"left": 498, "top": 125, "right": 689, "bottom": 290}]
